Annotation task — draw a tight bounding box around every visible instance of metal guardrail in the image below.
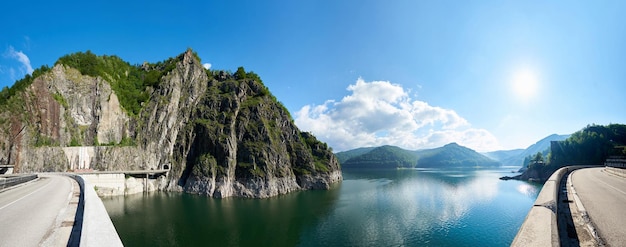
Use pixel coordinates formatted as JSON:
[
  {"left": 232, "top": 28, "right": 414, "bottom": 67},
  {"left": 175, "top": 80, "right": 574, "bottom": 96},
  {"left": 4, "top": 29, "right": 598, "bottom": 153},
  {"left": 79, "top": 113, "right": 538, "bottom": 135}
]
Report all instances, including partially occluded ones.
[
  {"left": 0, "top": 173, "right": 122, "bottom": 246},
  {"left": 0, "top": 174, "right": 38, "bottom": 190},
  {"left": 75, "top": 169, "right": 169, "bottom": 175},
  {"left": 605, "top": 156, "right": 626, "bottom": 168}
]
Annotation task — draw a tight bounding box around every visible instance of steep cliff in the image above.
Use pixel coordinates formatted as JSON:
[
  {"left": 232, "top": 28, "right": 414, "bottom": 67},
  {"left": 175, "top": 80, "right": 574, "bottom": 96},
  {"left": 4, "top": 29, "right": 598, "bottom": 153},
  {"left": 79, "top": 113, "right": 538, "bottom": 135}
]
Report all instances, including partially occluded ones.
[{"left": 0, "top": 49, "right": 341, "bottom": 198}]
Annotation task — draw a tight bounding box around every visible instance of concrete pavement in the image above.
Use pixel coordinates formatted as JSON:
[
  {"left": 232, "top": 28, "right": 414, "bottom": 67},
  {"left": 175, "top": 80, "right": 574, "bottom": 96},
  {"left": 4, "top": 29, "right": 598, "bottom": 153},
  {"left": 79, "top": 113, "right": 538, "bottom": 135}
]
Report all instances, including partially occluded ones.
[
  {"left": 571, "top": 167, "right": 626, "bottom": 246},
  {"left": 0, "top": 174, "right": 77, "bottom": 247}
]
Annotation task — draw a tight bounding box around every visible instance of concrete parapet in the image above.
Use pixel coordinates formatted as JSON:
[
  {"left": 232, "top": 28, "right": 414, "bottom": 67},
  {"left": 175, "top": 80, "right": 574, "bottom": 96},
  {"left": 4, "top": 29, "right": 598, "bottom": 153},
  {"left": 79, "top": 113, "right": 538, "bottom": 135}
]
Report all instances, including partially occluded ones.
[
  {"left": 79, "top": 172, "right": 163, "bottom": 196},
  {"left": 80, "top": 173, "right": 126, "bottom": 196},
  {"left": 512, "top": 165, "right": 594, "bottom": 247},
  {"left": 512, "top": 206, "right": 558, "bottom": 247},
  {"left": 67, "top": 174, "right": 123, "bottom": 247},
  {"left": 605, "top": 167, "right": 626, "bottom": 178},
  {"left": 533, "top": 180, "right": 557, "bottom": 210}
]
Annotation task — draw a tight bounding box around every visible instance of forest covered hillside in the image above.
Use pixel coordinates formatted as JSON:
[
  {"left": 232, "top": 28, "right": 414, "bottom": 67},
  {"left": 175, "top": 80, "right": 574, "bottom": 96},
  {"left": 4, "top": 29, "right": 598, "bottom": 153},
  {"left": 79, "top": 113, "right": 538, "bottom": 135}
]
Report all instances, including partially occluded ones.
[
  {"left": 507, "top": 124, "right": 626, "bottom": 181},
  {"left": 340, "top": 143, "right": 500, "bottom": 169}
]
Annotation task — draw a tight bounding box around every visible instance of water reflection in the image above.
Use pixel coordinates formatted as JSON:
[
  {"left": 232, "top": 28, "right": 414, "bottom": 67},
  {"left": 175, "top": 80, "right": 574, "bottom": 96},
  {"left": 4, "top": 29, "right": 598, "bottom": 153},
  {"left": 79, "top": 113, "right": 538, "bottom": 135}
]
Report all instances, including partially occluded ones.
[
  {"left": 103, "top": 185, "right": 341, "bottom": 247},
  {"left": 300, "top": 168, "right": 540, "bottom": 247},
  {"left": 103, "top": 168, "right": 541, "bottom": 247},
  {"left": 516, "top": 183, "right": 540, "bottom": 197}
]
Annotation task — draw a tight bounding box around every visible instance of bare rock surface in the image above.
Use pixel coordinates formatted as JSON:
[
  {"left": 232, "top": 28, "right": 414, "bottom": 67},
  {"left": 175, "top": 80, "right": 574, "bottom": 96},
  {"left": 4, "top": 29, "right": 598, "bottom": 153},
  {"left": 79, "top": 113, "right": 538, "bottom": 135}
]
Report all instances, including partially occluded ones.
[{"left": 0, "top": 50, "right": 341, "bottom": 198}]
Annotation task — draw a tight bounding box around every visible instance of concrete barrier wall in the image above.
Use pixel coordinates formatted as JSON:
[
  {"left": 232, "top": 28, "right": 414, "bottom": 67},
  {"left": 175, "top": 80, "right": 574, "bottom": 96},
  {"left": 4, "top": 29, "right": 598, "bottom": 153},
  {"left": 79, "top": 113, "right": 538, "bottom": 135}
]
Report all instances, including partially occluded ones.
[
  {"left": 511, "top": 166, "right": 594, "bottom": 247},
  {"left": 80, "top": 173, "right": 126, "bottom": 196},
  {"left": 80, "top": 173, "right": 162, "bottom": 196},
  {"left": 67, "top": 174, "right": 123, "bottom": 247},
  {"left": 0, "top": 174, "right": 38, "bottom": 190},
  {"left": 605, "top": 167, "right": 626, "bottom": 178},
  {"left": 0, "top": 167, "right": 14, "bottom": 175}
]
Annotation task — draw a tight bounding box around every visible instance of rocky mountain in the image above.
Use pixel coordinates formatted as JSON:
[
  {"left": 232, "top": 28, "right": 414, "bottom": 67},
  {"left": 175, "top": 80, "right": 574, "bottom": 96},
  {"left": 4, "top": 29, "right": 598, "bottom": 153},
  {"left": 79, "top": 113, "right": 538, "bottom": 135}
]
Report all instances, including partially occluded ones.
[
  {"left": 0, "top": 49, "right": 341, "bottom": 198},
  {"left": 340, "top": 143, "right": 499, "bottom": 169}
]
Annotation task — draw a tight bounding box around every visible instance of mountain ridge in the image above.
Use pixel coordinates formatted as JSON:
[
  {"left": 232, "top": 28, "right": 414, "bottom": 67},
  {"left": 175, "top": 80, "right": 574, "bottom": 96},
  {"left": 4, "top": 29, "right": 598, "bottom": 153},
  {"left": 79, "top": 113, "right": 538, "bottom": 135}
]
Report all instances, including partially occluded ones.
[
  {"left": 484, "top": 134, "right": 570, "bottom": 166},
  {"left": 339, "top": 142, "right": 500, "bottom": 169},
  {"left": 415, "top": 142, "right": 500, "bottom": 168},
  {"left": 0, "top": 49, "right": 341, "bottom": 198}
]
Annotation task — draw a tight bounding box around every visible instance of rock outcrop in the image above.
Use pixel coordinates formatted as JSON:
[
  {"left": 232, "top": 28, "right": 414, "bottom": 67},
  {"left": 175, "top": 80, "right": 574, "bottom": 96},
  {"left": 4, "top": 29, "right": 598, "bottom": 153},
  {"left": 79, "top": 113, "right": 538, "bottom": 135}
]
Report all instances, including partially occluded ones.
[{"left": 0, "top": 49, "right": 341, "bottom": 198}]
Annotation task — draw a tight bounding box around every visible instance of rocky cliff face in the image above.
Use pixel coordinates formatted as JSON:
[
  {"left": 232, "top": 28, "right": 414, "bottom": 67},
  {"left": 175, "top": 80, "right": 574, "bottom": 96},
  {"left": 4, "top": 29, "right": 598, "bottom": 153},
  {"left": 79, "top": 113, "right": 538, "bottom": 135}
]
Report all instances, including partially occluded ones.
[{"left": 0, "top": 50, "right": 341, "bottom": 198}]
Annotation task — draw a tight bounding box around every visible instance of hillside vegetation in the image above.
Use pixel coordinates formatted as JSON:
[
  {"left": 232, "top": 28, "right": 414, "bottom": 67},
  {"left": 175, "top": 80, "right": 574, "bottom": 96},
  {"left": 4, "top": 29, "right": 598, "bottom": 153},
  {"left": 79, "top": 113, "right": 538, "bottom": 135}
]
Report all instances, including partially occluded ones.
[
  {"left": 55, "top": 51, "right": 180, "bottom": 116},
  {"left": 511, "top": 124, "right": 626, "bottom": 181},
  {"left": 415, "top": 143, "right": 500, "bottom": 168},
  {"left": 0, "top": 49, "right": 341, "bottom": 198},
  {"left": 340, "top": 143, "right": 500, "bottom": 169},
  {"left": 335, "top": 147, "right": 376, "bottom": 164},
  {"left": 342, "top": 146, "right": 417, "bottom": 169}
]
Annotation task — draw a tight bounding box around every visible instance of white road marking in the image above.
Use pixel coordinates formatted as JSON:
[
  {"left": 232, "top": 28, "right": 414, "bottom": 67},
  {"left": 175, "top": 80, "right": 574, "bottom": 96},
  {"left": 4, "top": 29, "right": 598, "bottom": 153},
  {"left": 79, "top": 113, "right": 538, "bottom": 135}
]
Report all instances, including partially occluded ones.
[
  {"left": 593, "top": 171, "right": 626, "bottom": 196},
  {"left": 0, "top": 179, "right": 51, "bottom": 211}
]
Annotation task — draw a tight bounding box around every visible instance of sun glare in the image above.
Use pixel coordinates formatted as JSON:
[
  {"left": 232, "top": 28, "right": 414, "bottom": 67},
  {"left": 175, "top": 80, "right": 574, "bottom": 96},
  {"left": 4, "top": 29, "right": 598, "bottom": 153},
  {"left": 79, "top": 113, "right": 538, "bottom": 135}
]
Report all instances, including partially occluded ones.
[{"left": 511, "top": 67, "right": 539, "bottom": 100}]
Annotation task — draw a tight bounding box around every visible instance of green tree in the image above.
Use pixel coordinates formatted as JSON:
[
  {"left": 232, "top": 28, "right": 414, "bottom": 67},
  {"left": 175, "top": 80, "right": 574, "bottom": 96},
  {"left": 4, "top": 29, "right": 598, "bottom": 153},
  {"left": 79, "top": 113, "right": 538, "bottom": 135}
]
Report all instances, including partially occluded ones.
[
  {"left": 0, "top": 65, "right": 52, "bottom": 106},
  {"left": 55, "top": 51, "right": 180, "bottom": 116},
  {"left": 532, "top": 152, "right": 544, "bottom": 164},
  {"left": 234, "top": 67, "right": 246, "bottom": 79}
]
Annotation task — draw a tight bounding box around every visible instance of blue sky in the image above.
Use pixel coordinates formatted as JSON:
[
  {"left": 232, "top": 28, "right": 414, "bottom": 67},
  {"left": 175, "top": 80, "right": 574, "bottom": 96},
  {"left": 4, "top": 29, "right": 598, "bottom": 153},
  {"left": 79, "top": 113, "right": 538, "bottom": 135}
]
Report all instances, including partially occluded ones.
[{"left": 1, "top": 0, "right": 625, "bottom": 152}]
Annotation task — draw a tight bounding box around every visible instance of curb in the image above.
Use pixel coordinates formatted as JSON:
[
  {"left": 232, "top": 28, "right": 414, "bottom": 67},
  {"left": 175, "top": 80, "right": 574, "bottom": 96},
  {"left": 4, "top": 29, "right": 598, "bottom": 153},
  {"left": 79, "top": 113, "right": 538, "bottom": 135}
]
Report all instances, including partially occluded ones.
[
  {"left": 603, "top": 167, "right": 626, "bottom": 178},
  {"left": 568, "top": 170, "right": 604, "bottom": 246}
]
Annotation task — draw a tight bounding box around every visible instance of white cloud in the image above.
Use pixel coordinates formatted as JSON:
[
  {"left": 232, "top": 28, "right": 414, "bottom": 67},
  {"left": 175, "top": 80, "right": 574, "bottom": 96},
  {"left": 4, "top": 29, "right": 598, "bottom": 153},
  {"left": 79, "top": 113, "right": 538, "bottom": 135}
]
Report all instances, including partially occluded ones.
[
  {"left": 8, "top": 67, "right": 16, "bottom": 81},
  {"left": 202, "top": 63, "right": 212, "bottom": 70},
  {"left": 295, "top": 78, "right": 501, "bottom": 152},
  {"left": 4, "top": 46, "right": 34, "bottom": 75}
]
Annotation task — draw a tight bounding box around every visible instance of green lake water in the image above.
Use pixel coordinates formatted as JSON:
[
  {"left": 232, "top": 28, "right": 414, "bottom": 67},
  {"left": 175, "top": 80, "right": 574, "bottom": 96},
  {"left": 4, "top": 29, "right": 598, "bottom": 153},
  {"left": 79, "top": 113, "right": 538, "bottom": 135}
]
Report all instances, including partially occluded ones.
[{"left": 102, "top": 168, "right": 541, "bottom": 246}]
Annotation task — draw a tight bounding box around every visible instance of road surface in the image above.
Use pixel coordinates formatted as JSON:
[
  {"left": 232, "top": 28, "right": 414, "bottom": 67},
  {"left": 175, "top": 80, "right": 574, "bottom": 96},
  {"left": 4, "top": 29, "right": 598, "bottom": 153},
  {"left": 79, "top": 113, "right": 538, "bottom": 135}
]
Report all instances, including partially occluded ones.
[
  {"left": 0, "top": 174, "right": 75, "bottom": 247},
  {"left": 571, "top": 167, "right": 626, "bottom": 246}
]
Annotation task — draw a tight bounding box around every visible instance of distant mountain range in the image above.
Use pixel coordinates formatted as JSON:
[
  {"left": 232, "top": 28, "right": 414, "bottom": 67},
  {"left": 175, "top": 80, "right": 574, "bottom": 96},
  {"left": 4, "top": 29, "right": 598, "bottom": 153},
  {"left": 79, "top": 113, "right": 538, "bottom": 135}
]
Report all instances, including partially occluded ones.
[
  {"left": 336, "top": 143, "right": 500, "bottom": 169},
  {"left": 415, "top": 143, "right": 501, "bottom": 167},
  {"left": 482, "top": 134, "right": 570, "bottom": 166},
  {"left": 335, "top": 134, "right": 571, "bottom": 169}
]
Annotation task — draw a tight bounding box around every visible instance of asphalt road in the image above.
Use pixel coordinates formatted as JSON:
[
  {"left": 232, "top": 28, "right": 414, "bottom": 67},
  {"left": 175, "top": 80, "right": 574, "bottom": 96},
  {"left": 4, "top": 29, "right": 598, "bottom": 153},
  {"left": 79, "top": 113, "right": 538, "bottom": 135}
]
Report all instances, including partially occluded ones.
[
  {"left": 571, "top": 167, "right": 626, "bottom": 246},
  {"left": 0, "top": 174, "right": 74, "bottom": 247}
]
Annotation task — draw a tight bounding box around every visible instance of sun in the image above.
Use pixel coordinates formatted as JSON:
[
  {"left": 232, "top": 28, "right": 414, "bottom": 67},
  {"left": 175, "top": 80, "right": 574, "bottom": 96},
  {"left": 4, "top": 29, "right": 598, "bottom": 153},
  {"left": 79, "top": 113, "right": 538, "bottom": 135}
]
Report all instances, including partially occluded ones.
[{"left": 511, "top": 67, "right": 539, "bottom": 100}]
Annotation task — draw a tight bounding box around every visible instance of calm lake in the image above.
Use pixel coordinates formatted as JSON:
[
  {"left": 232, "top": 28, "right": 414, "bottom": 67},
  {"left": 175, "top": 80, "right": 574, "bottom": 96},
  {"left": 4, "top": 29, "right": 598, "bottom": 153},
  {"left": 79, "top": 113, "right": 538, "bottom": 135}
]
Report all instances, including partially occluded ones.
[{"left": 102, "top": 167, "right": 541, "bottom": 246}]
